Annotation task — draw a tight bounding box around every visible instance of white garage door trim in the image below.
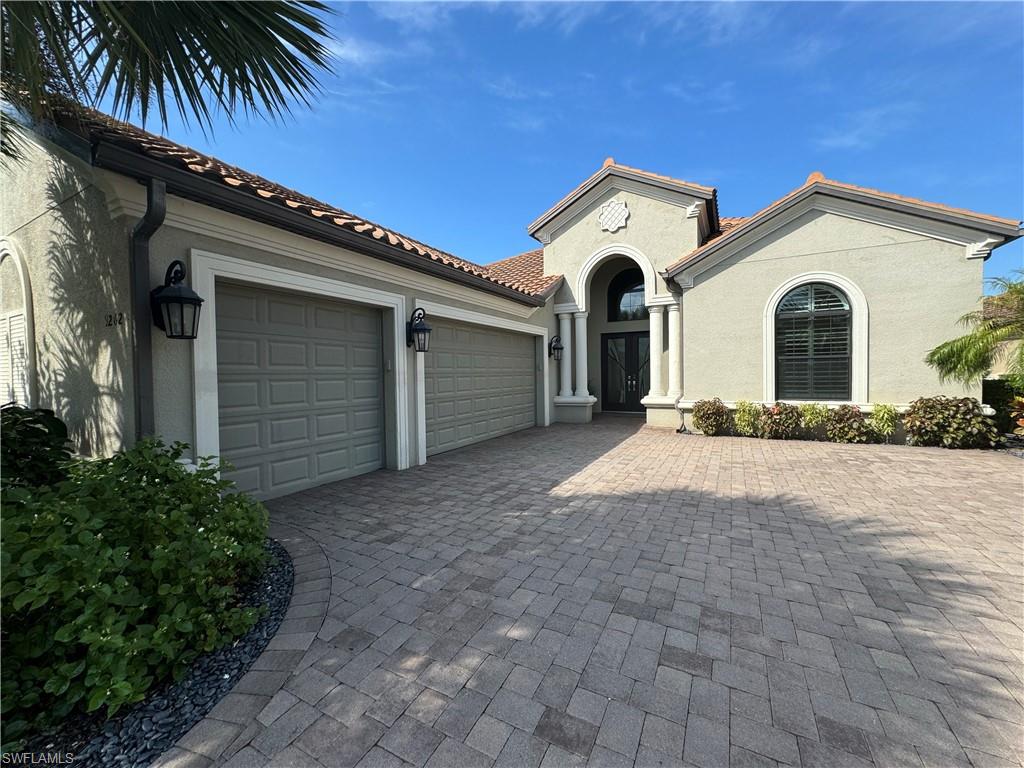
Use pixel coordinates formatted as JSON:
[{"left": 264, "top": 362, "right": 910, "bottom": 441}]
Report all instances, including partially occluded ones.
[
  {"left": 414, "top": 299, "right": 550, "bottom": 465},
  {"left": 190, "top": 249, "right": 410, "bottom": 469}
]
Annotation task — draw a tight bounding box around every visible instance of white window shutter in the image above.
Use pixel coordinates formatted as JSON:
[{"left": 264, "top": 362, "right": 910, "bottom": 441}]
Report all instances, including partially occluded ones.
[{"left": 1, "top": 313, "right": 29, "bottom": 405}]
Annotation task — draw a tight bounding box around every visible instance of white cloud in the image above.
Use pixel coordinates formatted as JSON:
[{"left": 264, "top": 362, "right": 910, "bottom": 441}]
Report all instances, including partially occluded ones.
[
  {"left": 503, "top": 1, "right": 605, "bottom": 36},
  {"left": 484, "top": 75, "right": 552, "bottom": 101},
  {"left": 369, "top": 2, "right": 459, "bottom": 31},
  {"left": 326, "top": 36, "right": 392, "bottom": 67},
  {"left": 816, "top": 103, "right": 919, "bottom": 150},
  {"left": 663, "top": 79, "right": 739, "bottom": 114}
]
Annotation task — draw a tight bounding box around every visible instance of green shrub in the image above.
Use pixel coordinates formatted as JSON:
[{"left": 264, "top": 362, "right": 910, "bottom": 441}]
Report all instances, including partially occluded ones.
[
  {"left": 867, "top": 404, "right": 899, "bottom": 443},
  {"left": 903, "top": 396, "right": 999, "bottom": 449},
  {"left": 760, "top": 402, "right": 802, "bottom": 440},
  {"left": 798, "top": 403, "right": 830, "bottom": 432},
  {"left": 1, "top": 404, "right": 72, "bottom": 488},
  {"left": 733, "top": 400, "right": 763, "bottom": 437},
  {"left": 692, "top": 398, "right": 732, "bottom": 436},
  {"left": 1, "top": 440, "right": 268, "bottom": 744},
  {"left": 825, "top": 404, "right": 876, "bottom": 444}
]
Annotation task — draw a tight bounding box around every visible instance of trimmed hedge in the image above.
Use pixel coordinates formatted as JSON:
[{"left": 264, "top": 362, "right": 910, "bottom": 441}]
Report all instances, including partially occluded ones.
[{"left": 1, "top": 440, "right": 268, "bottom": 746}]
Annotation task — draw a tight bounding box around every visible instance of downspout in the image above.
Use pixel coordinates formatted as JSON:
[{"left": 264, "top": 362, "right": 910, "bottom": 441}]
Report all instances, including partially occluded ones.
[{"left": 130, "top": 178, "right": 166, "bottom": 440}]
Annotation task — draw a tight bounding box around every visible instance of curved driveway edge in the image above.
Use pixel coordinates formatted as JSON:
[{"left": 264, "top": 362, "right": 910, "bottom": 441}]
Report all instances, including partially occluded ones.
[{"left": 153, "top": 522, "right": 331, "bottom": 767}]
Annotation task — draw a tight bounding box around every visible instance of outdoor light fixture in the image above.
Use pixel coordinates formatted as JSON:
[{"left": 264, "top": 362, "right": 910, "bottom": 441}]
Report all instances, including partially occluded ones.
[
  {"left": 406, "top": 308, "right": 432, "bottom": 352},
  {"left": 548, "top": 335, "right": 563, "bottom": 361},
  {"left": 150, "top": 260, "right": 204, "bottom": 340}
]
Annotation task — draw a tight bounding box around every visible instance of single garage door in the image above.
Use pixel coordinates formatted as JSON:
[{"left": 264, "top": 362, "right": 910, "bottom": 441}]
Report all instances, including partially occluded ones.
[
  {"left": 216, "top": 283, "right": 384, "bottom": 499},
  {"left": 424, "top": 318, "right": 536, "bottom": 456}
]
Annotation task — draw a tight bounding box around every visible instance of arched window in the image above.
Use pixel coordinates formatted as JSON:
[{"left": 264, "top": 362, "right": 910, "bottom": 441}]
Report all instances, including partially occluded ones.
[
  {"left": 775, "top": 283, "right": 851, "bottom": 400},
  {"left": 608, "top": 268, "right": 648, "bottom": 322}
]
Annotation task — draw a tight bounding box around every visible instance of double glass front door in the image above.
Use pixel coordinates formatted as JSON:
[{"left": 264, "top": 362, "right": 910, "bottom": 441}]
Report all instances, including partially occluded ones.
[{"left": 602, "top": 332, "right": 650, "bottom": 412}]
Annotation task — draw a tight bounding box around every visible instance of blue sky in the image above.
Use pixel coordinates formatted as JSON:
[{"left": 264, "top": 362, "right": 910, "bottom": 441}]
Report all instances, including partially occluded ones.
[{"left": 155, "top": 1, "right": 1022, "bottom": 283}]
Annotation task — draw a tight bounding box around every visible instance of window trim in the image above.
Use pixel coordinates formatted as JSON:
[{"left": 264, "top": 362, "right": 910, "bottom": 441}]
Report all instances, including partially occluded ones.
[
  {"left": 762, "top": 272, "right": 868, "bottom": 403},
  {"left": 0, "top": 239, "right": 36, "bottom": 407},
  {"left": 607, "top": 267, "right": 648, "bottom": 322}
]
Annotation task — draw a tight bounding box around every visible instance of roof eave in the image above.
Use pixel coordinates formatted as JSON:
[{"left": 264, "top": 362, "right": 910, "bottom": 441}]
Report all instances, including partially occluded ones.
[
  {"left": 90, "top": 139, "right": 545, "bottom": 308},
  {"left": 666, "top": 183, "right": 1022, "bottom": 279},
  {"left": 527, "top": 166, "right": 717, "bottom": 238}
]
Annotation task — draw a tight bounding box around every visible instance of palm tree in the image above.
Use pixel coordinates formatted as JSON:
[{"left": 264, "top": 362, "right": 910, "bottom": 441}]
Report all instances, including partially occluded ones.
[
  {"left": 1, "top": 1, "right": 332, "bottom": 159},
  {"left": 926, "top": 272, "right": 1024, "bottom": 391}
]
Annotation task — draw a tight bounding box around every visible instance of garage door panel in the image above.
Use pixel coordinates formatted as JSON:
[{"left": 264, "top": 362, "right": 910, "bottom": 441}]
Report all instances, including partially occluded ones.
[
  {"left": 217, "top": 283, "right": 384, "bottom": 499},
  {"left": 424, "top": 317, "right": 535, "bottom": 456}
]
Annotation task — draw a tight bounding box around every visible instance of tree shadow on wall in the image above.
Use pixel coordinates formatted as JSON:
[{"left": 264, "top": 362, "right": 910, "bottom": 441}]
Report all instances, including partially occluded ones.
[{"left": 38, "top": 160, "right": 133, "bottom": 456}]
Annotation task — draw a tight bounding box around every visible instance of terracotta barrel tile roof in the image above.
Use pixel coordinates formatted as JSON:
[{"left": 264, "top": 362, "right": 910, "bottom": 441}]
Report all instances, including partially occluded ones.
[
  {"left": 56, "top": 108, "right": 547, "bottom": 300},
  {"left": 486, "top": 249, "right": 562, "bottom": 295}
]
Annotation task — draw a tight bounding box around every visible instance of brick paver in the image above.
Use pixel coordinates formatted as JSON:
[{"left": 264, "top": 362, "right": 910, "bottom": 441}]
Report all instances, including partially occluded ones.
[{"left": 159, "top": 418, "right": 1023, "bottom": 767}]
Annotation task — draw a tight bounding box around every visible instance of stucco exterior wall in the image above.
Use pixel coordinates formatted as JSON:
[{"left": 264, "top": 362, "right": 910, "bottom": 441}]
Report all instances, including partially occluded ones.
[
  {"left": 544, "top": 186, "right": 700, "bottom": 308},
  {"left": 681, "top": 209, "right": 984, "bottom": 403},
  {"left": 1, "top": 133, "right": 134, "bottom": 454},
  {"left": 146, "top": 211, "right": 554, "bottom": 467}
]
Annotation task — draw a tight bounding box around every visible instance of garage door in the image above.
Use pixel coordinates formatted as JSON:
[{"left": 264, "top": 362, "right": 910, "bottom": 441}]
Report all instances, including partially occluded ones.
[
  {"left": 216, "top": 283, "right": 384, "bottom": 499},
  {"left": 424, "top": 318, "right": 536, "bottom": 456}
]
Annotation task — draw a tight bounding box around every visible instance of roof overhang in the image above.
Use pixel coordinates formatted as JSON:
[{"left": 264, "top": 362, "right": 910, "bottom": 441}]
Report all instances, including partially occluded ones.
[
  {"left": 89, "top": 139, "right": 544, "bottom": 307},
  {"left": 665, "top": 181, "right": 1022, "bottom": 283},
  {"left": 527, "top": 163, "right": 719, "bottom": 242}
]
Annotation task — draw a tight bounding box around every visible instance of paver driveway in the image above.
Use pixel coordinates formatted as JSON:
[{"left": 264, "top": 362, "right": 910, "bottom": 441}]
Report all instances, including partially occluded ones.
[{"left": 162, "top": 418, "right": 1023, "bottom": 768}]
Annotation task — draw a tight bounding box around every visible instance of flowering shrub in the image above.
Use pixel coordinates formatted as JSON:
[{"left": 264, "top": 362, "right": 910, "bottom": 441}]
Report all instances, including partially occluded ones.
[
  {"left": 825, "top": 404, "right": 876, "bottom": 443},
  {"left": 733, "top": 400, "right": 763, "bottom": 437},
  {"left": 760, "top": 402, "right": 802, "bottom": 440},
  {"left": 867, "top": 404, "right": 899, "bottom": 443},
  {"left": 692, "top": 398, "right": 732, "bottom": 436},
  {"left": 903, "top": 396, "right": 999, "bottom": 449}
]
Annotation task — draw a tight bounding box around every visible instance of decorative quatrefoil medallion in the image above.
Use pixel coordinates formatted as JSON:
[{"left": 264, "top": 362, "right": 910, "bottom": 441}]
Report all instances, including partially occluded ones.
[{"left": 598, "top": 199, "right": 630, "bottom": 233}]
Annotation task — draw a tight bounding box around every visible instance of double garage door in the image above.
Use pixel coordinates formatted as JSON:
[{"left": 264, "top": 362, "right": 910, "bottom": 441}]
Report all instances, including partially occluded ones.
[{"left": 216, "top": 284, "right": 537, "bottom": 499}]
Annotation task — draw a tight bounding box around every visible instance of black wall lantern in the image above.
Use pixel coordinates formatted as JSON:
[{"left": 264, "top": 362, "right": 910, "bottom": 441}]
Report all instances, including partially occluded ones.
[
  {"left": 548, "top": 335, "right": 563, "bottom": 361},
  {"left": 406, "top": 308, "right": 432, "bottom": 352},
  {"left": 150, "top": 260, "right": 204, "bottom": 340}
]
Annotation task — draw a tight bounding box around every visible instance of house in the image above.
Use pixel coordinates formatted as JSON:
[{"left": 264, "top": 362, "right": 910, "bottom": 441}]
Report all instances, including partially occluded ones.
[{"left": 2, "top": 110, "right": 1020, "bottom": 499}]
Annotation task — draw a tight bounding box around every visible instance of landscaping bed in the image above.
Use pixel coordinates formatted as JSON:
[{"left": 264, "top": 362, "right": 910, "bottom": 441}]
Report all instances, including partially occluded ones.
[{"left": 21, "top": 537, "right": 294, "bottom": 767}]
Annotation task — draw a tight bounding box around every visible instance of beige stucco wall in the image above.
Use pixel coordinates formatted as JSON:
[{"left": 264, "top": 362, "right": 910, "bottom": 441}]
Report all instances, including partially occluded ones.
[
  {"left": 3, "top": 133, "right": 557, "bottom": 465},
  {"left": 681, "top": 209, "right": 984, "bottom": 403},
  {"left": 144, "top": 208, "right": 554, "bottom": 467},
  {"left": 545, "top": 186, "right": 700, "bottom": 309},
  {"left": 1, "top": 133, "right": 134, "bottom": 455}
]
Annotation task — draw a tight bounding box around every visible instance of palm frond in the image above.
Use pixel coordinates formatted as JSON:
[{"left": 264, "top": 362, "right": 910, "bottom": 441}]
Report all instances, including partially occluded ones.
[{"left": 1, "top": 1, "right": 332, "bottom": 135}]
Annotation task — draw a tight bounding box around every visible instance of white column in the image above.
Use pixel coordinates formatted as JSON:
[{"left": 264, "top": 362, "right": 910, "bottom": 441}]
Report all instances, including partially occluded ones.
[
  {"left": 558, "top": 312, "right": 573, "bottom": 397},
  {"left": 667, "top": 299, "right": 682, "bottom": 398},
  {"left": 647, "top": 305, "right": 665, "bottom": 398},
  {"left": 574, "top": 311, "right": 590, "bottom": 397}
]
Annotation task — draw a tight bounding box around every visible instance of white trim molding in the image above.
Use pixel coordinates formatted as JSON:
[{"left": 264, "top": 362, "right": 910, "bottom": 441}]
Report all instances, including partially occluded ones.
[
  {"left": 575, "top": 243, "right": 660, "bottom": 313},
  {"left": 0, "top": 238, "right": 38, "bottom": 407},
  {"left": 967, "top": 237, "right": 1004, "bottom": 260},
  {"left": 762, "top": 272, "right": 868, "bottom": 403},
  {"left": 189, "top": 249, "right": 411, "bottom": 470},
  {"left": 413, "top": 299, "right": 551, "bottom": 466}
]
